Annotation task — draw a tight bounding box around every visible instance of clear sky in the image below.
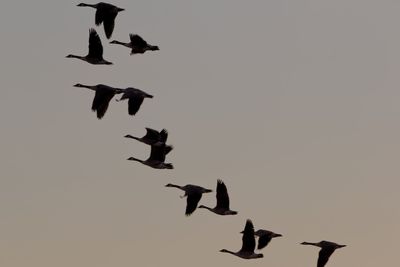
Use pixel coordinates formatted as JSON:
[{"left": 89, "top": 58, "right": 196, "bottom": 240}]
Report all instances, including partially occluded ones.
[{"left": 1, "top": 1, "right": 399, "bottom": 266}]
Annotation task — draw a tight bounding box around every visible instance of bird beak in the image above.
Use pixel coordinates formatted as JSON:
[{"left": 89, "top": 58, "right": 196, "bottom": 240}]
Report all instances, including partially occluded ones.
[{"left": 274, "top": 233, "right": 283, "bottom": 238}]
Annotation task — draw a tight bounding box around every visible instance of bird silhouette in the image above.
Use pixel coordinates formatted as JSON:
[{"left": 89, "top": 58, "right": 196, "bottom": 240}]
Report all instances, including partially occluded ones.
[
  {"left": 220, "top": 219, "right": 263, "bottom": 259},
  {"left": 301, "top": 240, "right": 346, "bottom": 267},
  {"left": 198, "top": 179, "right": 237, "bottom": 215},
  {"left": 165, "top": 183, "right": 212, "bottom": 216},
  {"left": 127, "top": 142, "right": 173, "bottom": 169},
  {"left": 254, "top": 229, "right": 282, "bottom": 250},
  {"left": 125, "top": 128, "right": 169, "bottom": 146},
  {"left": 73, "top": 83, "right": 123, "bottom": 119},
  {"left": 115, "top": 87, "right": 153, "bottom": 116},
  {"left": 66, "top": 28, "right": 112, "bottom": 65},
  {"left": 77, "top": 2, "right": 124, "bottom": 38},
  {"left": 110, "top": 34, "right": 159, "bottom": 55}
]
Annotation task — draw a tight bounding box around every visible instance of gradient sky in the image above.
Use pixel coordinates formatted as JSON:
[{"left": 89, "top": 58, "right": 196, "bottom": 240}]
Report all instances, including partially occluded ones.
[{"left": 1, "top": 1, "right": 399, "bottom": 266}]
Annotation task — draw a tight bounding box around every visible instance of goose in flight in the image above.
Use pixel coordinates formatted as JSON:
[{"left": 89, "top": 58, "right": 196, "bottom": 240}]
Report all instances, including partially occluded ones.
[
  {"left": 125, "top": 128, "right": 168, "bottom": 146},
  {"left": 77, "top": 2, "right": 124, "bottom": 39},
  {"left": 198, "top": 180, "right": 237, "bottom": 215},
  {"left": 127, "top": 142, "right": 173, "bottom": 169},
  {"left": 115, "top": 87, "right": 153, "bottom": 116},
  {"left": 301, "top": 240, "right": 346, "bottom": 267},
  {"left": 220, "top": 219, "right": 263, "bottom": 259},
  {"left": 254, "top": 229, "right": 282, "bottom": 250},
  {"left": 73, "top": 83, "right": 123, "bottom": 119},
  {"left": 66, "top": 28, "right": 112, "bottom": 65},
  {"left": 110, "top": 34, "right": 159, "bottom": 55},
  {"left": 165, "top": 184, "right": 212, "bottom": 216}
]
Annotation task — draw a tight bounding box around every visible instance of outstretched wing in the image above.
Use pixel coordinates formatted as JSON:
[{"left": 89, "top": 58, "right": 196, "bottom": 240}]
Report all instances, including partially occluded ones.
[
  {"left": 257, "top": 234, "right": 272, "bottom": 250},
  {"left": 127, "top": 95, "right": 144, "bottom": 115},
  {"left": 92, "top": 88, "right": 115, "bottom": 119},
  {"left": 185, "top": 191, "right": 202, "bottom": 216},
  {"left": 144, "top": 128, "right": 161, "bottom": 141},
  {"left": 159, "top": 129, "right": 168, "bottom": 143},
  {"left": 103, "top": 15, "right": 116, "bottom": 39},
  {"left": 216, "top": 179, "right": 230, "bottom": 210},
  {"left": 149, "top": 143, "right": 167, "bottom": 162},
  {"left": 240, "top": 219, "right": 256, "bottom": 253},
  {"left": 95, "top": 7, "right": 105, "bottom": 25},
  {"left": 317, "top": 247, "right": 335, "bottom": 267},
  {"left": 130, "top": 34, "right": 148, "bottom": 48},
  {"left": 88, "top": 28, "right": 103, "bottom": 58}
]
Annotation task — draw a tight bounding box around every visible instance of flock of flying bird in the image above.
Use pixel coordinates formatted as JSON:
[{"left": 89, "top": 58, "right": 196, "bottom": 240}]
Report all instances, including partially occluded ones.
[{"left": 66, "top": 3, "right": 347, "bottom": 267}]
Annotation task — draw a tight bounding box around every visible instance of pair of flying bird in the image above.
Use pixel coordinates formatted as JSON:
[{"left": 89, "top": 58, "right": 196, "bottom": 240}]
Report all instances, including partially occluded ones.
[
  {"left": 221, "top": 219, "right": 345, "bottom": 267},
  {"left": 74, "top": 84, "right": 153, "bottom": 119},
  {"left": 125, "top": 128, "right": 174, "bottom": 169},
  {"left": 67, "top": 3, "right": 159, "bottom": 65}
]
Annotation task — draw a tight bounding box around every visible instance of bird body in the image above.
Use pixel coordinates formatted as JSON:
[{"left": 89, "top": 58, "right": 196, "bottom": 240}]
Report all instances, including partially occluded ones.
[
  {"left": 67, "top": 28, "right": 112, "bottom": 65},
  {"left": 198, "top": 180, "right": 237, "bottom": 215},
  {"left": 77, "top": 2, "right": 124, "bottom": 38},
  {"left": 301, "top": 240, "right": 346, "bottom": 267},
  {"left": 73, "top": 83, "right": 123, "bottom": 119},
  {"left": 254, "top": 229, "right": 282, "bottom": 250},
  {"left": 220, "top": 219, "right": 263, "bottom": 259},
  {"left": 110, "top": 34, "right": 159, "bottom": 54},
  {"left": 165, "top": 184, "right": 212, "bottom": 216}
]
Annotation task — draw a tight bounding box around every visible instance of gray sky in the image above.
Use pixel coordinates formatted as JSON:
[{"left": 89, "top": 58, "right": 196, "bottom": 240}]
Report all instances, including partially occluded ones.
[{"left": 1, "top": 0, "right": 399, "bottom": 266}]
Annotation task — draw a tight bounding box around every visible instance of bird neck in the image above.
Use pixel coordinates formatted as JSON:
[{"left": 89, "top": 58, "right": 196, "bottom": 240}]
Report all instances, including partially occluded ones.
[
  {"left": 111, "top": 40, "right": 129, "bottom": 46},
  {"left": 220, "top": 249, "right": 236, "bottom": 256},
  {"left": 127, "top": 157, "right": 143, "bottom": 163},
  {"left": 301, "top": 242, "right": 319, "bottom": 247},
  {"left": 67, "top": 54, "right": 85, "bottom": 60},
  {"left": 166, "top": 184, "right": 182, "bottom": 189},
  {"left": 78, "top": 3, "right": 97, "bottom": 8},
  {"left": 198, "top": 205, "right": 214, "bottom": 212},
  {"left": 124, "top": 135, "right": 140, "bottom": 141},
  {"left": 74, "top": 84, "right": 96, "bottom": 91}
]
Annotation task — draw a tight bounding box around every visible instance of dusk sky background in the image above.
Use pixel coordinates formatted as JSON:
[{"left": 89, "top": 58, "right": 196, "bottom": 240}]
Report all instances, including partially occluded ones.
[{"left": 1, "top": 1, "right": 399, "bottom": 266}]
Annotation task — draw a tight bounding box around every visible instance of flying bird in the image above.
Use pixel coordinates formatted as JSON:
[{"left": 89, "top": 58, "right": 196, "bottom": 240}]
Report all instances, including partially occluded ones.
[
  {"left": 165, "top": 184, "right": 212, "bottom": 216},
  {"left": 125, "top": 128, "right": 169, "bottom": 146},
  {"left": 115, "top": 87, "right": 153, "bottom": 116},
  {"left": 220, "top": 219, "right": 263, "bottom": 259},
  {"left": 127, "top": 142, "right": 173, "bottom": 169},
  {"left": 66, "top": 28, "right": 112, "bottom": 65},
  {"left": 254, "top": 229, "right": 282, "bottom": 250},
  {"left": 77, "top": 2, "right": 124, "bottom": 38},
  {"left": 301, "top": 240, "right": 346, "bottom": 267},
  {"left": 198, "top": 179, "right": 237, "bottom": 215},
  {"left": 73, "top": 83, "right": 123, "bottom": 119},
  {"left": 110, "top": 34, "right": 159, "bottom": 55}
]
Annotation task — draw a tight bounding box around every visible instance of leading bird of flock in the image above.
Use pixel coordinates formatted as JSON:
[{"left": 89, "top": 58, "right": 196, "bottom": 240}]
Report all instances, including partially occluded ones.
[
  {"left": 198, "top": 180, "right": 237, "bottom": 215},
  {"left": 301, "top": 240, "right": 346, "bottom": 267},
  {"left": 77, "top": 2, "right": 124, "bottom": 39},
  {"left": 66, "top": 28, "right": 112, "bottom": 65},
  {"left": 165, "top": 183, "right": 212, "bottom": 216},
  {"left": 73, "top": 83, "right": 123, "bottom": 119},
  {"left": 220, "top": 219, "right": 263, "bottom": 259},
  {"left": 110, "top": 34, "right": 159, "bottom": 55}
]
